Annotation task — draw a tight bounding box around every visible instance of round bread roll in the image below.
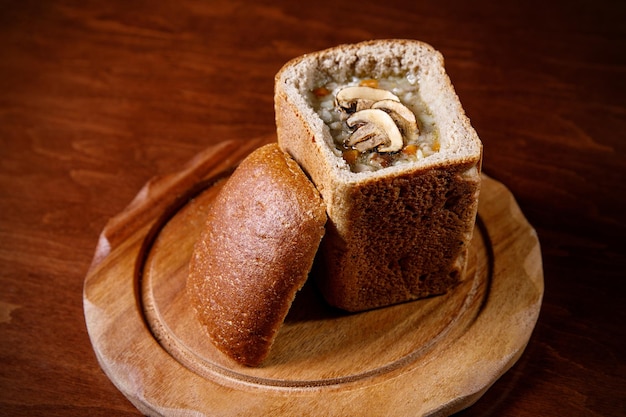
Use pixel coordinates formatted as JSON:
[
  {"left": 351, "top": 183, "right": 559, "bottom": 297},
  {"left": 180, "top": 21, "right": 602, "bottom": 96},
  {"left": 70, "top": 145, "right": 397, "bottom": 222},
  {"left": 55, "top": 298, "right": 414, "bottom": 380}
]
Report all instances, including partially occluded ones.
[{"left": 187, "top": 143, "right": 326, "bottom": 366}]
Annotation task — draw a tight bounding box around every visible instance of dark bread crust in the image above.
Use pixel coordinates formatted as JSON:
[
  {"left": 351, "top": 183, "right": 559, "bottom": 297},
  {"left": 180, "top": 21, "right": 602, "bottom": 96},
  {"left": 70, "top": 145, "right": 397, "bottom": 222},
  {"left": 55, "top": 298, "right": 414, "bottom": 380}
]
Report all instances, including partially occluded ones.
[
  {"left": 319, "top": 165, "right": 480, "bottom": 311},
  {"left": 187, "top": 143, "right": 326, "bottom": 366},
  {"left": 274, "top": 40, "right": 482, "bottom": 311}
]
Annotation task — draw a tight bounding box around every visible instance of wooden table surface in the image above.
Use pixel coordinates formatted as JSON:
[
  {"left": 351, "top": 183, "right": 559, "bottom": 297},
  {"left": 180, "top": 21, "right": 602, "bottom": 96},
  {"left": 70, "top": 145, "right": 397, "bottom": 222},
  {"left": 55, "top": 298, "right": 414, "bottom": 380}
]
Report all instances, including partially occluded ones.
[{"left": 1, "top": 0, "right": 624, "bottom": 416}]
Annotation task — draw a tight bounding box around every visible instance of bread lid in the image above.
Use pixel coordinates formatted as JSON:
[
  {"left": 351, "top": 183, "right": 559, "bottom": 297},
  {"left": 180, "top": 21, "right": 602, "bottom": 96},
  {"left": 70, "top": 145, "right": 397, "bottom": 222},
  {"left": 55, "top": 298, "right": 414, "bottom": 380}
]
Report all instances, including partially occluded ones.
[{"left": 187, "top": 143, "right": 327, "bottom": 366}]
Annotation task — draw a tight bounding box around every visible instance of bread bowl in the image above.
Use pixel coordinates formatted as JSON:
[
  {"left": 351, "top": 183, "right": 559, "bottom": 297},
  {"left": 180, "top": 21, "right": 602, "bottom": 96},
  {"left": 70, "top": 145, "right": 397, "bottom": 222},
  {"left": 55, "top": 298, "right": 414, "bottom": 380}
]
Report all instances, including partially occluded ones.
[{"left": 274, "top": 40, "right": 483, "bottom": 312}]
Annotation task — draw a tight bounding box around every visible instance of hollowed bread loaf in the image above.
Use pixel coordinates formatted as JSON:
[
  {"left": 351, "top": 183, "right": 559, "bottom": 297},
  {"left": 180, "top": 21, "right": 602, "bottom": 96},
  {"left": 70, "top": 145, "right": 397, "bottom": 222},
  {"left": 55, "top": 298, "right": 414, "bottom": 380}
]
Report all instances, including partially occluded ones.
[{"left": 274, "top": 39, "right": 483, "bottom": 312}]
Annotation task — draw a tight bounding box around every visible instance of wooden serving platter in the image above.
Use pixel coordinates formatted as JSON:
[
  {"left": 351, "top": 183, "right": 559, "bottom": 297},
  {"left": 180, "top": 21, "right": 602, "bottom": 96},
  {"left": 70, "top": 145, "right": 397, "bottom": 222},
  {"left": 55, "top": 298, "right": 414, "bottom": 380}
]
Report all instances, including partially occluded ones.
[{"left": 83, "top": 135, "right": 544, "bottom": 417}]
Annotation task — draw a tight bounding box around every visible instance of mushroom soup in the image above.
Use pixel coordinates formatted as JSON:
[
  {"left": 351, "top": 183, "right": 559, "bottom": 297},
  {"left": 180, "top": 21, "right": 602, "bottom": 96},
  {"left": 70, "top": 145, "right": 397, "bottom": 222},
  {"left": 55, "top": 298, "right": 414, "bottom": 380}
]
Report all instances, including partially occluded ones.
[{"left": 310, "top": 75, "right": 440, "bottom": 172}]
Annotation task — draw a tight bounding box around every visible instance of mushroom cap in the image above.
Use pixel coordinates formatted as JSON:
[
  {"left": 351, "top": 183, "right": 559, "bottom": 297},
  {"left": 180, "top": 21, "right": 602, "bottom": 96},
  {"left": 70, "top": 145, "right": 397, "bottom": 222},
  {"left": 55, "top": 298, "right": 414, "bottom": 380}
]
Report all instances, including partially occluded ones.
[
  {"left": 372, "top": 99, "right": 419, "bottom": 138},
  {"left": 336, "top": 86, "right": 400, "bottom": 111}
]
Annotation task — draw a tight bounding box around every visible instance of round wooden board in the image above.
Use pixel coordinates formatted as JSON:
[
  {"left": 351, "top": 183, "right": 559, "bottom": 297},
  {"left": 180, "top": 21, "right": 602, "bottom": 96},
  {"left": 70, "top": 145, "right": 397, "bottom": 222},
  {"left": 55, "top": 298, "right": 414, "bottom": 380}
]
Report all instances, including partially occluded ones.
[{"left": 83, "top": 136, "right": 544, "bottom": 417}]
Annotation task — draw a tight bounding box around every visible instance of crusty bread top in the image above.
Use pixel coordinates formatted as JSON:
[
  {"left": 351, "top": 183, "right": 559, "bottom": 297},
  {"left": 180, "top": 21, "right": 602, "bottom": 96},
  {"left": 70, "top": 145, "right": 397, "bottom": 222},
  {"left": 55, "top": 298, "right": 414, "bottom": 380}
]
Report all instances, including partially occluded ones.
[
  {"left": 187, "top": 143, "right": 327, "bottom": 366},
  {"left": 274, "top": 39, "right": 482, "bottom": 184}
]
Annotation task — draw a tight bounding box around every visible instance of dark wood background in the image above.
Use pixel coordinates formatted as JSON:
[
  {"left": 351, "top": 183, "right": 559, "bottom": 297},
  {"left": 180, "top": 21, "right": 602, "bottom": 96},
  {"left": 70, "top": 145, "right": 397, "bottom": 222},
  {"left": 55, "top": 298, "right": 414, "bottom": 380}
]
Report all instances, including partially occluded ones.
[{"left": 1, "top": 0, "right": 624, "bottom": 415}]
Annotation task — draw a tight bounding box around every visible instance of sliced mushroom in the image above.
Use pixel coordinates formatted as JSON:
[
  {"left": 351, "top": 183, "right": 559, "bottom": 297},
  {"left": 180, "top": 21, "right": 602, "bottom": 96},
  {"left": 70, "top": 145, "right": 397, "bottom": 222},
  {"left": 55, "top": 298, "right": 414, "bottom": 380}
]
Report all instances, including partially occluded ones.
[
  {"left": 371, "top": 99, "right": 419, "bottom": 139},
  {"left": 336, "top": 86, "right": 400, "bottom": 113},
  {"left": 345, "top": 109, "right": 404, "bottom": 153},
  {"left": 345, "top": 123, "right": 387, "bottom": 152}
]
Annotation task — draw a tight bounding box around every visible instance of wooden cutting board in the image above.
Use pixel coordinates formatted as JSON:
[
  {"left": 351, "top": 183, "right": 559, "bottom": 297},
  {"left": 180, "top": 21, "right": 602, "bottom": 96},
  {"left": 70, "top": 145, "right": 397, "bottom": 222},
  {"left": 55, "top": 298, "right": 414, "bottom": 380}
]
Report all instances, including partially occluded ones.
[{"left": 83, "top": 135, "right": 544, "bottom": 417}]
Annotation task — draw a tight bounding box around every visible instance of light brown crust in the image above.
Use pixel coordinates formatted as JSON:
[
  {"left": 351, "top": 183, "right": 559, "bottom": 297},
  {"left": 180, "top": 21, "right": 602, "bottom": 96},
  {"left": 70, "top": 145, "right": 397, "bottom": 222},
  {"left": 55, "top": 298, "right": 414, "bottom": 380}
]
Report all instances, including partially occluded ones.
[
  {"left": 274, "top": 40, "right": 483, "bottom": 311},
  {"left": 187, "top": 143, "right": 326, "bottom": 366}
]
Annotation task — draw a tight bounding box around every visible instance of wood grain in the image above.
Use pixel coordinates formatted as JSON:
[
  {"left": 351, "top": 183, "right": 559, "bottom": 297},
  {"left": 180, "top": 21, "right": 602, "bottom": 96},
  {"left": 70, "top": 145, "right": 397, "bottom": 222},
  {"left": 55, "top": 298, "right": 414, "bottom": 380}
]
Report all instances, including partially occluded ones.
[
  {"left": 84, "top": 138, "right": 542, "bottom": 416},
  {"left": 1, "top": 0, "right": 625, "bottom": 416}
]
